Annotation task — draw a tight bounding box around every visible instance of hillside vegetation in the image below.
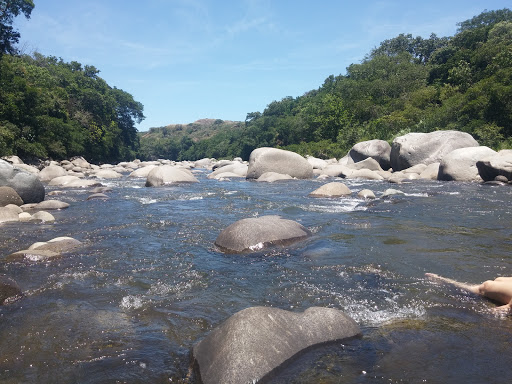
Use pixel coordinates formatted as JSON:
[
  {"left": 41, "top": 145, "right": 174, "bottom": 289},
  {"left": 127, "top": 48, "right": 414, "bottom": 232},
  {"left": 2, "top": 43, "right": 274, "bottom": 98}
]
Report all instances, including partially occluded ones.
[
  {"left": 0, "top": 53, "right": 144, "bottom": 163},
  {"left": 138, "top": 119, "right": 242, "bottom": 160},
  {"left": 1, "top": 9, "right": 511, "bottom": 164},
  {"left": 140, "top": 8, "right": 512, "bottom": 161}
]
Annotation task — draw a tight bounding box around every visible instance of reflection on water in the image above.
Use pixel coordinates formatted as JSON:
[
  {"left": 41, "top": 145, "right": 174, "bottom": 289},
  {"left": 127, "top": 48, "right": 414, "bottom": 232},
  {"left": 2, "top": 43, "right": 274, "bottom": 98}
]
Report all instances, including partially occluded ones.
[{"left": 1, "top": 175, "right": 512, "bottom": 383}]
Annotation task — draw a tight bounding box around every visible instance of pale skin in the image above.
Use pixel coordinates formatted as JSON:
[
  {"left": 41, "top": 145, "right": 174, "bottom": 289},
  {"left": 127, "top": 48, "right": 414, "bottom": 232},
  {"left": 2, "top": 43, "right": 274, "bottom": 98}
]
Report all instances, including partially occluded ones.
[{"left": 425, "top": 273, "right": 512, "bottom": 314}]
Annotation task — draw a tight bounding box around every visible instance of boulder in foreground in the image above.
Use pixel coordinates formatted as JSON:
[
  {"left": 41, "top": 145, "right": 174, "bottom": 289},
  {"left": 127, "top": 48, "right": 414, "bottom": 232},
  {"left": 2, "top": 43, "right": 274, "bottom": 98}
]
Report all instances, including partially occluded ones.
[
  {"left": 246, "top": 147, "right": 313, "bottom": 180},
  {"left": 215, "top": 215, "right": 311, "bottom": 253},
  {"left": 193, "top": 306, "right": 361, "bottom": 384}
]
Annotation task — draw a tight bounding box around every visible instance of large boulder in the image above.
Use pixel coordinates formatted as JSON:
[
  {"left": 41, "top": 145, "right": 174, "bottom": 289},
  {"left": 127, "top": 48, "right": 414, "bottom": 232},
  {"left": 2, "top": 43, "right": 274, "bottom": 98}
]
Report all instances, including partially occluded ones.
[
  {"left": 0, "top": 186, "right": 24, "bottom": 206},
  {"left": 476, "top": 150, "right": 512, "bottom": 182},
  {"left": 390, "top": 131, "right": 479, "bottom": 171},
  {"left": 0, "top": 275, "right": 22, "bottom": 305},
  {"left": 215, "top": 215, "right": 311, "bottom": 253},
  {"left": 246, "top": 148, "right": 313, "bottom": 180},
  {"left": 145, "top": 165, "right": 199, "bottom": 187},
  {"left": 0, "top": 160, "right": 45, "bottom": 203},
  {"left": 438, "top": 146, "right": 497, "bottom": 182},
  {"left": 193, "top": 306, "right": 361, "bottom": 384},
  {"left": 349, "top": 139, "right": 391, "bottom": 170}
]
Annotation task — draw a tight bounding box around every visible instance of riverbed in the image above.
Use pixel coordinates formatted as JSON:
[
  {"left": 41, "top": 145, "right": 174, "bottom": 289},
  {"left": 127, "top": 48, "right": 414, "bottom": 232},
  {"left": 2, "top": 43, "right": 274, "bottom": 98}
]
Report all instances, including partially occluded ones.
[{"left": 1, "top": 172, "right": 511, "bottom": 383}]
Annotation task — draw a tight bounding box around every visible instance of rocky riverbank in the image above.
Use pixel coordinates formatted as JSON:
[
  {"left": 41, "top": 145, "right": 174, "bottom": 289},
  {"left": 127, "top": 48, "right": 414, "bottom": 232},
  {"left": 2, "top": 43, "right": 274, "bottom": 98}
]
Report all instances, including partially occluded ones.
[{"left": 2, "top": 130, "right": 512, "bottom": 380}]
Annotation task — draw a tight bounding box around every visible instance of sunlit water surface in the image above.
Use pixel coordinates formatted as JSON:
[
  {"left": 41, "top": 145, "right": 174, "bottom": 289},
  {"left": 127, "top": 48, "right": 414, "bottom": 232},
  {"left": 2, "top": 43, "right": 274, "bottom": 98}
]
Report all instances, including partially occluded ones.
[{"left": 1, "top": 172, "right": 512, "bottom": 383}]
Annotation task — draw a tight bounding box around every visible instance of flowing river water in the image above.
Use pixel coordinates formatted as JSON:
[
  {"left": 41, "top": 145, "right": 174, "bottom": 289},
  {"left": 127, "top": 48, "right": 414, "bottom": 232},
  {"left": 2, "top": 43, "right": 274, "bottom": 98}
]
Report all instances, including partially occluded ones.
[{"left": 1, "top": 171, "right": 512, "bottom": 383}]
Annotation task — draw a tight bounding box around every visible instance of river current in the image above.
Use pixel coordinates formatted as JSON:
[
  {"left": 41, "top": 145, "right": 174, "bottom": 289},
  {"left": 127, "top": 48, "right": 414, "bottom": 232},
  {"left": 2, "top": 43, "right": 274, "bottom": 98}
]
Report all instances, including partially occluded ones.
[{"left": 1, "top": 171, "right": 512, "bottom": 383}]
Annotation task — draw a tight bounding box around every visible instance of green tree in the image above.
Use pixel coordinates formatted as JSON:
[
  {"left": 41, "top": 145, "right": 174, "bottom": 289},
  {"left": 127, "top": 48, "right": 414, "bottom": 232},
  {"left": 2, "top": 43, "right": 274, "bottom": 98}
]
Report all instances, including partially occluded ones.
[{"left": 0, "top": 0, "right": 34, "bottom": 55}]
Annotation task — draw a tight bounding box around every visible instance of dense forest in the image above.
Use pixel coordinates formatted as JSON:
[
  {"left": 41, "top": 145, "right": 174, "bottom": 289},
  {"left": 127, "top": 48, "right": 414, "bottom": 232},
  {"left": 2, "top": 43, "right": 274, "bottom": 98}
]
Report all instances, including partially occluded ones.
[
  {"left": 0, "top": 0, "right": 144, "bottom": 163},
  {"left": 140, "top": 8, "right": 512, "bottom": 161},
  {"left": 1, "top": 5, "right": 512, "bottom": 163}
]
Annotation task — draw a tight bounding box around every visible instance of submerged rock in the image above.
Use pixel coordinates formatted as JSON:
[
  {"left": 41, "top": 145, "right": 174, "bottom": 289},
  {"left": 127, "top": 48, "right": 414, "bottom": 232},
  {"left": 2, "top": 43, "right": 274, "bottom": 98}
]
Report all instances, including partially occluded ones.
[
  {"left": 309, "top": 182, "right": 352, "bottom": 197},
  {"left": 215, "top": 215, "right": 311, "bottom": 253},
  {"left": 0, "top": 275, "right": 22, "bottom": 304},
  {"left": 34, "top": 200, "right": 70, "bottom": 210},
  {"left": 7, "top": 237, "right": 82, "bottom": 262},
  {"left": 193, "top": 306, "right": 361, "bottom": 384}
]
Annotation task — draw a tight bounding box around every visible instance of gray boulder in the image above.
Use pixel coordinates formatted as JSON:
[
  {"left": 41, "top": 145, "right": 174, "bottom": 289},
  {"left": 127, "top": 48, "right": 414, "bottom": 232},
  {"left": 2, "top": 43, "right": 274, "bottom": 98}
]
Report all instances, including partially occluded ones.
[
  {"left": 309, "top": 182, "right": 352, "bottom": 197},
  {"left": 128, "top": 165, "right": 158, "bottom": 178},
  {"left": 390, "top": 131, "right": 479, "bottom": 171},
  {"left": 215, "top": 215, "right": 311, "bottom": 253},
  {"left": 30, "top": 211, "right": 55, "bottom": 223},
  {"left": 476, "top": 150, "right": 512, "bottom": 182},
  {"left": 348, "top": 157, "right": 384, "bottom": 172},
  {"left": 0, "top": 186, "right": 24, "bottom": 206},
  {"left": 349, "top": 139, "right": 391, "bottom": 170},
  {"left": 0, "top": 160, "right": 45, "bottom": 203},
  {"left": 438, "top": 146, "right": 497, "bottom": 182},
  {"left": 7, "top": 237, "right": 81, "bottom": 262},
  {"left": 0, "top": 206, "right": 19, "bottom": 223},
  {"left": 319, "top": 164, "right": 352, "bottom": 178},
  {"left": 358, "top": 189, "right": 376, "bottom": 199},
  {"left": 208, "top": 163, "right": 248, "bottom": 179},
  {"left": 0, "top": 275, "right": 22, "bottom": 305},
  {"left": 145, "top": 165, "right": 199, "bottom": 187},
  {"left": 34, "top": 200, "right": 70, "bottom": 210},
  {"left": 256, "top": 172, "right": 294, "bottom": 182},
  {"left": 193, "top": 306, "right": 361, "bottom": 384},
  {"left": 93, "top": 169, "right": 123, "bottom": 179},
  {"left": 419, "top": 163, "right": 441, "bottom": 180},
  {"left": 246, "top": 148, "right": 313, "bottom": 179},
  {"left": 38, "top": 165, "right": 68, "bottom": 182}
]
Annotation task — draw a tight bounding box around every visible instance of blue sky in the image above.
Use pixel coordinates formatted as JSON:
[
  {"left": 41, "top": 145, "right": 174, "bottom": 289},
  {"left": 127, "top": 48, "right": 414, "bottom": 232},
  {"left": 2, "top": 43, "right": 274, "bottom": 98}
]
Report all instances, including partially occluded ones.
[{"left": 14, "top": 0, "right": 511, "bottom": 131}]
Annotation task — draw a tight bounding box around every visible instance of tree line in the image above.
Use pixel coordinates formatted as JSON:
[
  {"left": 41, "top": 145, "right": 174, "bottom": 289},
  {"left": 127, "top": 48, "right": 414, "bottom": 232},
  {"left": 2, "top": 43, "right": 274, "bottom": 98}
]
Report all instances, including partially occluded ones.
[
  {"left": 140, "top": 8, "right": 512, "bottom": 161},
  {"left": 0, "top": 0, "right": 144, "bottom": 163},
  {"left": 1, "top": 4, "right": 511, "bottom": 163}
]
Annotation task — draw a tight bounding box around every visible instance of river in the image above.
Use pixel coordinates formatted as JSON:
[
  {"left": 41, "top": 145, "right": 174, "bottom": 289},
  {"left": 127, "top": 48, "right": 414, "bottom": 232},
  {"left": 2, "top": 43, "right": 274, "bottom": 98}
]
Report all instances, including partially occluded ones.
[{"left": 1, "top": 171, "right": 511, "bottom": 383}]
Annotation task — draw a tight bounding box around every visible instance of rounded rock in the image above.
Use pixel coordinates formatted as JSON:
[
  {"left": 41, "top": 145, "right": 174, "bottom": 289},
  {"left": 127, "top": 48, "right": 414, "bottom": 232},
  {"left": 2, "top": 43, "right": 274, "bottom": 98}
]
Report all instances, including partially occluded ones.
[{"left": 215, "top": 215, "right": 311, "bottom": 253}]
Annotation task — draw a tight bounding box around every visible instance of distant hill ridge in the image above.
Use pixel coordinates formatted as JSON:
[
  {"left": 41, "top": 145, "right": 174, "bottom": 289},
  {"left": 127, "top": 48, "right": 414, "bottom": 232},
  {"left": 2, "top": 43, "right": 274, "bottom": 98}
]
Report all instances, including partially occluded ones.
[{"left": 142, "top": 119, "right": 242, "bottom": 142}]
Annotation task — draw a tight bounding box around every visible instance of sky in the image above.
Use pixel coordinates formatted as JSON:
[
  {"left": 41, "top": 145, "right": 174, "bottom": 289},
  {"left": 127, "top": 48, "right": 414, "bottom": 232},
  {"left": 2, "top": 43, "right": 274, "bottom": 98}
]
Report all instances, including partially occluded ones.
[{"left": 13, "top": 0, "right": 512, "bottom": 131}]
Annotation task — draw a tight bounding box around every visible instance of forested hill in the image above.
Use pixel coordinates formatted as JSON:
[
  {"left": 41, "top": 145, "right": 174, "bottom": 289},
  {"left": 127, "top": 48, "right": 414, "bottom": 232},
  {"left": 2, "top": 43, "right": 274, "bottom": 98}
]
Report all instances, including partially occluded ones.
[
  {"left": 138, "top": 119, "right": 242, "bottom": 160},
  {"left": 0, "top": 53, "right": 144, "bottom": 163},
  {"left": 140, "top": 8, "right": 512, "bottom": 162}
]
